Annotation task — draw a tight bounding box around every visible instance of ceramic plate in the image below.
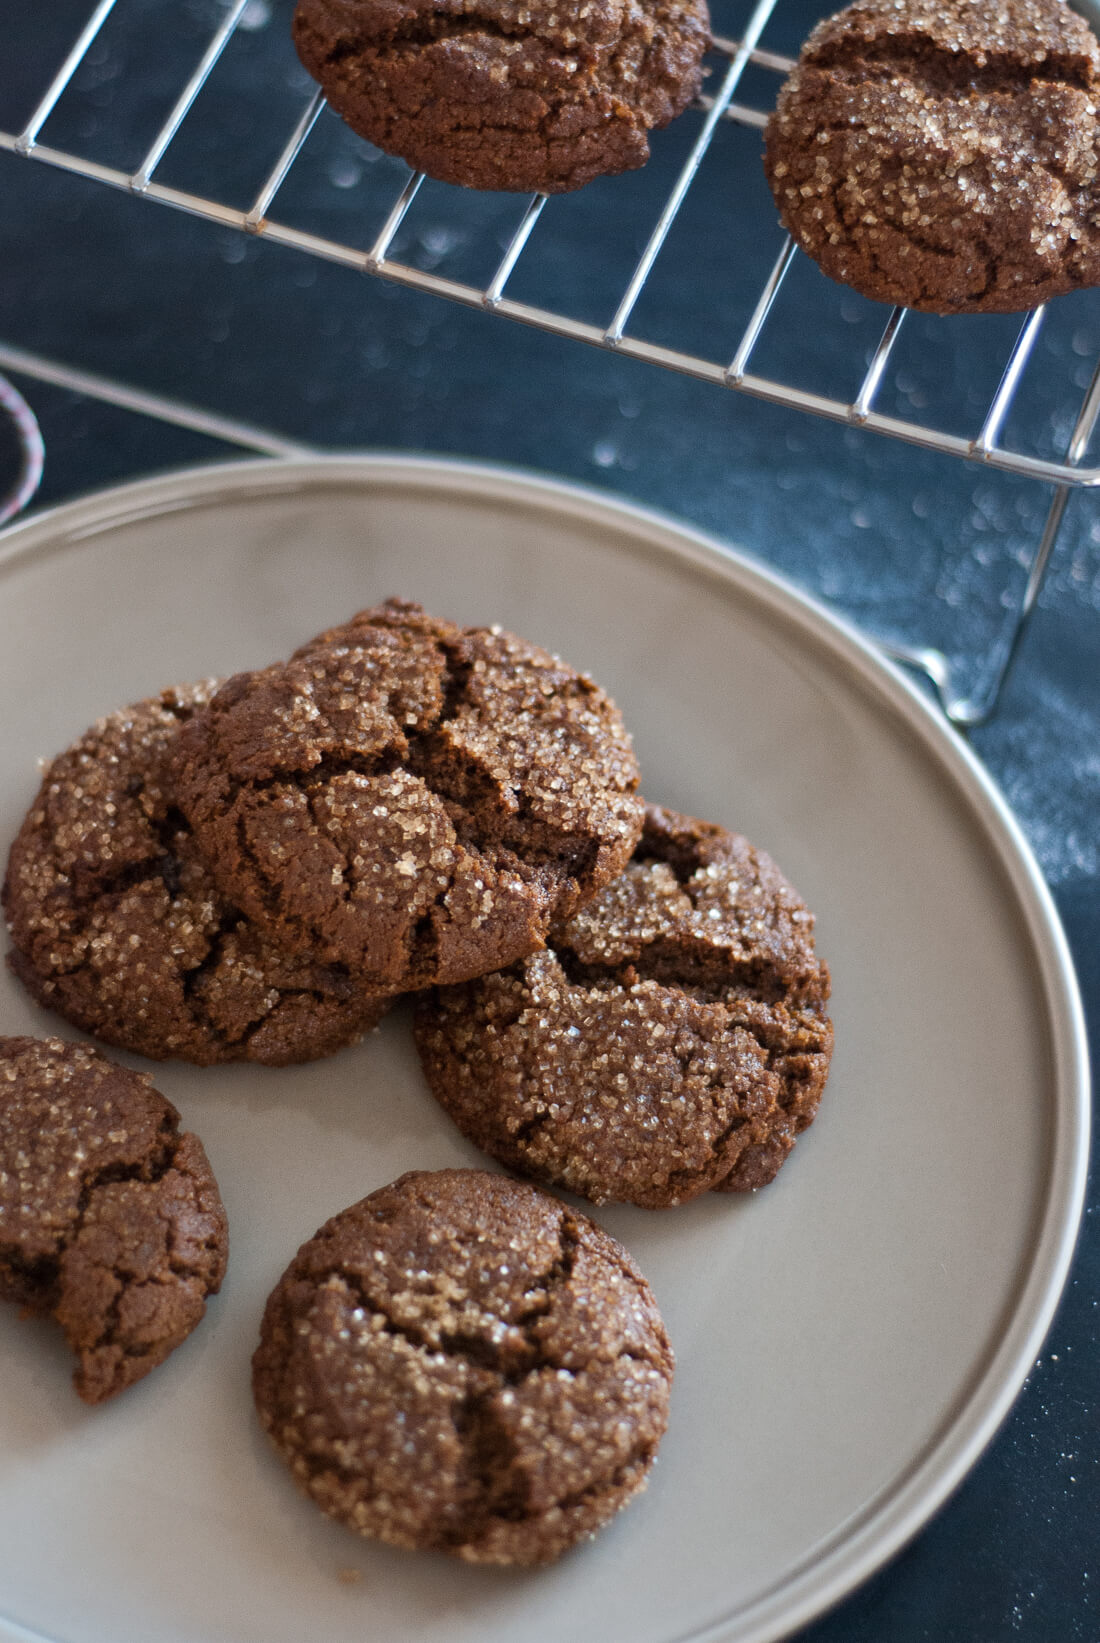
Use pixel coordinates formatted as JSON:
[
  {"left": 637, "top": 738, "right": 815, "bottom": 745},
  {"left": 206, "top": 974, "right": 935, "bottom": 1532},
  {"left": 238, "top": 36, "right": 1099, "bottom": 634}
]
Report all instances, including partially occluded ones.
[{"left": 0, "top": 458, "right": 1088, "bottom": 1643}]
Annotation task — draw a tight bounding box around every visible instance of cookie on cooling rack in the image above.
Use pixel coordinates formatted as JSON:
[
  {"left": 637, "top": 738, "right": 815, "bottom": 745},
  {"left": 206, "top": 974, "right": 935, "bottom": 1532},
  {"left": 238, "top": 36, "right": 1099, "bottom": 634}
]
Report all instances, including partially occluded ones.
[
  {"left": 414, "top": 804, "right": 833, "bottom": 1207},
  {"left": 169, "top": 600, "right": 644, "bottom": 994},
  {"left": 0, "top": 1036, "right": 227, "bottom": 1403},
  {"left": 3, "top": 684, "right": 390, "bottom": 1065},
  {"left": 292, "top": 0, "right": 711, "bottom": 194},
  {"left": 252, "top": 1167, "right": 673, "bottom": 1564},
  {"left": 763, "top": 0, "right": 1100, "bottom": 314}
]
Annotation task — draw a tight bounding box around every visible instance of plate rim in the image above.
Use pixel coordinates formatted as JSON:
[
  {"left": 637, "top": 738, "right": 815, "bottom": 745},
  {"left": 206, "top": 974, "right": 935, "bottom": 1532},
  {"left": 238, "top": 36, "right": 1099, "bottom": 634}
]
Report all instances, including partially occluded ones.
[{"left": 0, "top": 452, "right": 1089, "bottom": 1643}]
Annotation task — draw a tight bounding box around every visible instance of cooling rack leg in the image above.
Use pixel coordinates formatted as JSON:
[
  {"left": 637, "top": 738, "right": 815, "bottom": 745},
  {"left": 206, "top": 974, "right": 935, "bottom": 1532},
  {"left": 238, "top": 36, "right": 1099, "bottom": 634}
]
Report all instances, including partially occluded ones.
[
  {"left": 0, "top": 343, "right": 320, "bottom": 462},
  {"left": 880, "top": 480, "right": 1072, "bottom": 731}
]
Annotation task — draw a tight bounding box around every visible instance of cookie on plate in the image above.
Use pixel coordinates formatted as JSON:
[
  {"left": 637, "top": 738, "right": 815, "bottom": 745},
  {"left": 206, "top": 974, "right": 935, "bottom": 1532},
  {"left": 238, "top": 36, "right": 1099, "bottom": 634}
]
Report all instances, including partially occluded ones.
[
  {"left": 170, "top": 601, "right": 644, "bottom": 994},
  {"left": 0, "top": 1036, "right": 228, "bottom": 1403},
  {"left": 3, "top": 684, "right": 390, "bottom": 1065},
  {"left": 415, "top": 804, "right": 833, "bottom": 1206},
  {"left": 252, "top": 1167, "right": 673, "bottom": 1564},
  {"left": 292, "top": 0, "right": 711, "bottom": 194},
  {"left": 763, "top": 0, "right": 1100, "bottom": 313}
]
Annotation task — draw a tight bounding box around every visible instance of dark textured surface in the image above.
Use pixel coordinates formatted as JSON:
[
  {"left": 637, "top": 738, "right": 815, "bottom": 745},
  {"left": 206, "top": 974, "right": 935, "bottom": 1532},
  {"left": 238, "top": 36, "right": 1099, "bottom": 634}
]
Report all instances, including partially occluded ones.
[{"left": 0, "top": 0, "right": 1096, "bottom": 1633}]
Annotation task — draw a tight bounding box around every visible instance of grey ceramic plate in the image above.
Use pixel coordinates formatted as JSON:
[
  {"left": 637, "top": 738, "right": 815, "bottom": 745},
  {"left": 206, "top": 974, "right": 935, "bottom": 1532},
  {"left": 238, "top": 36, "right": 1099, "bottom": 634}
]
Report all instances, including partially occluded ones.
[{"left": 0, "top": 458, "right": 1088, "bottom": 1643}]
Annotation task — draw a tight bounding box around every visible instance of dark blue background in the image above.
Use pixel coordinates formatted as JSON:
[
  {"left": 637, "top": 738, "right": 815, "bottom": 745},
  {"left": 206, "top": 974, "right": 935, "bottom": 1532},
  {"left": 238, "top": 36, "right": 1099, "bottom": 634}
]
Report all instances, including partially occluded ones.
[{"left": 0, "top": 0, "right": 1096, "bottom": 1637}]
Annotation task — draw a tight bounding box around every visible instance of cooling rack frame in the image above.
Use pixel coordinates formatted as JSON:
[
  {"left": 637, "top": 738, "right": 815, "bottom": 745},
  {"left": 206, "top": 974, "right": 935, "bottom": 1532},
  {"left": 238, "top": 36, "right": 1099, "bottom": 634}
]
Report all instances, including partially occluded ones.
[{"left": 3, "top": 0, "right": 1099, "bottom": 724}]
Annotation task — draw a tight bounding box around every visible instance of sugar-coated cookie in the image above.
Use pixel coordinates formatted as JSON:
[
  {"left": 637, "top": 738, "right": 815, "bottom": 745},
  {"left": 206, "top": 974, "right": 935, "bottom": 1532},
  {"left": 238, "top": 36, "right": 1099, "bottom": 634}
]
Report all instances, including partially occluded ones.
[
  {"left": 170, "top": 601, "right": 644, "bottom": 993},
  {"left": 764, "top": 0, "right": 1100, "bottom": 313},
  {"left": 252, "top": 1168, "right": 673, "bottom": 1563},
  {"left": 415, "top": 805, "right": 833, "bottom": 1206},
  {"left": 0, "top": 1036, "right": 227, "bottom": 1403},
  {"left": 292, "top": 0, "right": 710, "bottom": 193}
]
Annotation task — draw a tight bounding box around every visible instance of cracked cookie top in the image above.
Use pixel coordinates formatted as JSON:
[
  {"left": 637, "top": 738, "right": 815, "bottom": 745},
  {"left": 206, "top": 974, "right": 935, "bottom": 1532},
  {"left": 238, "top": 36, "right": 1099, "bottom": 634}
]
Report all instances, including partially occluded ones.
[
  {"left": 414, "top": 804, "right": 833, "bottom": 1206},
  {"left": 252, "top": 1167, "right": 673, "bottom": 1564},
  {"left": 0, "top": 1036, "right": 228, "bottom": 1403},
  {"left": 169, "top": 600, "right": 644, "bottom": 993},
  {"left": 3, "top": 685, "right": 390, "bottom": 1065},
  {"left": 292, "top": 0, "right": 710, "bottom": 193},
  {"left": 763, "top": 0, "right": 1100, "bottom": 313}
]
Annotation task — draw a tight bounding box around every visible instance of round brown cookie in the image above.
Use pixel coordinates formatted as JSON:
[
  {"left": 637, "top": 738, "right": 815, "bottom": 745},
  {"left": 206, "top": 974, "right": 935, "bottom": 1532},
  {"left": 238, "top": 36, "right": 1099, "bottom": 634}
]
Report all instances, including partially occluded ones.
[
  {"left": 292, "top": 0, "right": 710, "bottom": 194},
  {"left": 414, "top": 804, "right": 833, "bottom": 1206},
  {"left": 0, "top": 1036, "right": 228, "bottom": 1403},
  {"left": 252, "top": 1167, "right": 672, "bottom": 1564},
  {"left": 763, "top": 0, "right": 1100, "bottom": 314},
  {"left": 3, "top": 684, "right": 390, "bottom": 1065},
  {"left": 169, "top": 600, "right": 644, "bottom": 994}
]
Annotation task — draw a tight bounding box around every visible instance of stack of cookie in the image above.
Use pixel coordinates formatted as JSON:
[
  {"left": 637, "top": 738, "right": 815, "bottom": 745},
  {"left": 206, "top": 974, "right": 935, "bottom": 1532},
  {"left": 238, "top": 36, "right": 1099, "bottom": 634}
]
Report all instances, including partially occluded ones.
[
  {"left": 2, "top": 599, "right": 641, "bottom": 1061},
  {"left": 3, "top": 596, "right": 832, "bottom": 1211},
  {"left": 0, "top": 595, "right": 835, "bottom": 1565}
]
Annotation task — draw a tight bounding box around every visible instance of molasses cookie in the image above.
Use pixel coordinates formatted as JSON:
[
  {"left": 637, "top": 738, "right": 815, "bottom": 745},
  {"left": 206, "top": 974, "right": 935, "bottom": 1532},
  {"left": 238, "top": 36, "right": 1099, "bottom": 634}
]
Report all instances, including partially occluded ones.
[
  {"left": 252, "top": 1168, "right": 673, "bottom": 1564},
  {"left": 764, "top": 0, "right": 1100, "bottom": 313},
  {"left": 415, "top": 805, "right": 833, "bottom": 1206},
  {"left": 292, "top": 0, "right": 710, "bottom": 194},
  {"left": 3, "top": 685, "right": 390, "bottom": 1065},
  {"left": 0, "top": 1036, "right": 228, "bottom": 1403},
  {"left": 170, "top": 601, "right": 644, "bottom": 994}
]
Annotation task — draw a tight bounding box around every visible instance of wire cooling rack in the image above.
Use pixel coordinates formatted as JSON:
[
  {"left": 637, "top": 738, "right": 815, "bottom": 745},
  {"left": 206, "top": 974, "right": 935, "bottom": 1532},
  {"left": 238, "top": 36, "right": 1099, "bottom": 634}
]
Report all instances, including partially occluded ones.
[{"left": 2, "top": 0, "right": 1099, "bottom": 723}]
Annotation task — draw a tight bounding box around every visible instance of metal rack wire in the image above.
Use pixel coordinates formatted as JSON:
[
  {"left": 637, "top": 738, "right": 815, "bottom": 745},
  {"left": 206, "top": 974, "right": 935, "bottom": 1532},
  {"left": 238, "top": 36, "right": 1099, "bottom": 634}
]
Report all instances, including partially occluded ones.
[{"left": 2, "top": 0, "right": 1099, "bottom": 724}]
